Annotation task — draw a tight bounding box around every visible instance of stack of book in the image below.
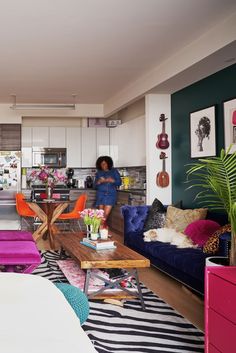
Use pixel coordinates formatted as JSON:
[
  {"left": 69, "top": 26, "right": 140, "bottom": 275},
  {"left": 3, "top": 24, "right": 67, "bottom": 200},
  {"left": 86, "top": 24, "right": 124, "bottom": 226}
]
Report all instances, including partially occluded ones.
[{"left": 80, "top": 238, "right": 116, "bottom": 251}]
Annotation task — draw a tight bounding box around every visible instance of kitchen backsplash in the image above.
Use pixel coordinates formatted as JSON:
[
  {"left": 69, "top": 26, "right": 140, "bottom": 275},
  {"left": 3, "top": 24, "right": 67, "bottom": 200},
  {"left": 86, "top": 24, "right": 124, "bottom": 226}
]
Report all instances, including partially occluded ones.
[{"left": 23, "top": 166, "right": 146, "bottom": 189}]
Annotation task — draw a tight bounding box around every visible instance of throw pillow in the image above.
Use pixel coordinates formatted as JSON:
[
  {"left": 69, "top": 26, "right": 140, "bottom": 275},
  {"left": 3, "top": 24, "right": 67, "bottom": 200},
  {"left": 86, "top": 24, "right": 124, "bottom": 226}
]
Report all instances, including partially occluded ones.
[
  {"left": 143, "top": 198, "right": 166, "bottom": 232},
  {"left": 203, "top": 224, "right": 231, "bottom": 254},
  {"left": 184, "top": 219, "right": 220, "bottom": 247},
  {"left": 165, "top": 206, "right": 207, "bottom": 232}
]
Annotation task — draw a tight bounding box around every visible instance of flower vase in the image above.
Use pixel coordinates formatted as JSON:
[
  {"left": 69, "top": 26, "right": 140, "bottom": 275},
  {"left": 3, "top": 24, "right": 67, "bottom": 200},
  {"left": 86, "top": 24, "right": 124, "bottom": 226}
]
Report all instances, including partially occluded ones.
[
  {"left": 46, "top": 186, "right": 53, "bottom": 199},
  {"left": 90, "top": 232, "right": 99, "bottom": 241},
  {"left": 86, "top": 225, "right": 92, "bottom": 238}
]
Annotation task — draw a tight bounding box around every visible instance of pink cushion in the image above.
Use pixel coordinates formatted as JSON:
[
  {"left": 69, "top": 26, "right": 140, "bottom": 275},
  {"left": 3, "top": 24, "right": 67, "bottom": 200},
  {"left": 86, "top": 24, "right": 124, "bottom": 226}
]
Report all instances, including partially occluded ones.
[
  {"left": 0, "top": 230, "right": 34, "bottom": 241},
  {"left": 0, "top": 241, "right": 41, "bottom": 264},
  {"left": 184, "top": 220, "right": 221, "bottom": 247}
]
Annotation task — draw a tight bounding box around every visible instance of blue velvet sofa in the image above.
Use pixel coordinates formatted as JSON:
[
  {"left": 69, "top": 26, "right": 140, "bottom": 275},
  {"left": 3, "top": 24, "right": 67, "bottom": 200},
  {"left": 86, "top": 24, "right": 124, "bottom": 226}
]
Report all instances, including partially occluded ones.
[{"left": 121, "top": 205, "right": 230, "bottom": 295}]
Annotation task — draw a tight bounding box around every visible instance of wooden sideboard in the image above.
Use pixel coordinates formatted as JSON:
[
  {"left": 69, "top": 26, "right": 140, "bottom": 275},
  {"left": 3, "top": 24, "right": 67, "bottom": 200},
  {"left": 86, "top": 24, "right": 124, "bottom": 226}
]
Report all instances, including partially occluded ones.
[{"left": 205, "top": 266, "right": 236, "bottom": 353}]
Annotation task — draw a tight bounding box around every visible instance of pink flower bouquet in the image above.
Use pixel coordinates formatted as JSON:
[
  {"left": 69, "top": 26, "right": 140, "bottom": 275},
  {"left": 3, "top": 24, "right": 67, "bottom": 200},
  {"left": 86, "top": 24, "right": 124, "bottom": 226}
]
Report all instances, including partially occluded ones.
[
  {"left": 80, "top": 208, "right": 105, "bottom": 233},
  {"left": 29, "top": 166, "right": 66, "bottom": 188}
]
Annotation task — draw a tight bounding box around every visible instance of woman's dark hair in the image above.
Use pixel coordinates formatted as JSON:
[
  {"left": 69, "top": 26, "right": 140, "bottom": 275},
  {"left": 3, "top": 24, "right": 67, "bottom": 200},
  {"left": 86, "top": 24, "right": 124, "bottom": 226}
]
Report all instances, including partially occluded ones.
[{"left": 96, "top": 156, "right": 114, "bottom": 170}]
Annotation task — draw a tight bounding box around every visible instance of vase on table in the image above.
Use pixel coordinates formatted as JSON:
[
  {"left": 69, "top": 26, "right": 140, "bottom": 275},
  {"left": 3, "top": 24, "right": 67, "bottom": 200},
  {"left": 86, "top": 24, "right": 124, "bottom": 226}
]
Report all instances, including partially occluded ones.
[{"left": 46, "top": 185, "right": 53, "bottom": 199}]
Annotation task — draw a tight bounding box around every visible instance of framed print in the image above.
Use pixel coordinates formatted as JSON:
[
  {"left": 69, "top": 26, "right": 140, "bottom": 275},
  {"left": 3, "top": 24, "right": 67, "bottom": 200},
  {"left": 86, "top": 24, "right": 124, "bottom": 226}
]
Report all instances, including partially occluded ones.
[
  {"left": 190, "top": 105, "right": 216, "bottom": 158},
  {"left": 224, "top": 97, "right": 236, "bottom": 153}
]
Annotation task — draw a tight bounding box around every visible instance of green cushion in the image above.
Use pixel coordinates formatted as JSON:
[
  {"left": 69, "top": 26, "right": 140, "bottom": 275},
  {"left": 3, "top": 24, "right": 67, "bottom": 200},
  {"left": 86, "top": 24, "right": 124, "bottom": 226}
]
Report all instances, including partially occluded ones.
[{"left": 54, "top": 282, "right": 89, "bottom": 325}]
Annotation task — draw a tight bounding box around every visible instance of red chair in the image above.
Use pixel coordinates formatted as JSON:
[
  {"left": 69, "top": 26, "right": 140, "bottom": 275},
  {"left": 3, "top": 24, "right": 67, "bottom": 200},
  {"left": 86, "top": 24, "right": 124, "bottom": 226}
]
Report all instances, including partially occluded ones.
[
  {"left": 16, "top": 193, "right": 36, "bottom": 229},
  {"left": 58, "top": 194, "right": 87, "bottom": 231}
]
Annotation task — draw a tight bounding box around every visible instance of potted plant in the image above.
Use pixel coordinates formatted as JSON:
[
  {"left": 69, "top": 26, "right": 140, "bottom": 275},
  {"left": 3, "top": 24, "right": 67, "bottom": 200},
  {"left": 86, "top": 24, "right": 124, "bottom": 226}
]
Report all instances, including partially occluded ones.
[
  {"left": 186, "top": 146, "right": 236, "bottom": 266},
  {"left": 80, "top": 209, "right": 105, "bottom": 240}
]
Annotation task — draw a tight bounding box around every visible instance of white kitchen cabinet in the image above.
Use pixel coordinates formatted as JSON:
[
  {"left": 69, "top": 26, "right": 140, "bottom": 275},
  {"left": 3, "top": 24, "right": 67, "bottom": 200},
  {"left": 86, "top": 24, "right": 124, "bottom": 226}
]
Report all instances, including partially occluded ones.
[
  {"left": 21, "top": 147, "right": 32, "bottom": 167},
  {"left": 22, "top": 127, "right": 32, "bottom": 147},
  {"left": 81, "top": 128, "right": 96, "bottom": 167},
  {"left": 126, "top": 116, "right": 146, "bottom": 166},
  {"left": 96, "top": 128, "right": 110, "bottom": 157},
  {"left": 49, "top": 127, "right": 66, "bottom": 148},
  {"left": 109, "top": 116, "right": 146, "bottom": 167},
  {"left": 32, "top": 127, "right": 49, "bottom": 147},
  {"left": 66, "top": 127, "right": 81, "bottom": 167}
]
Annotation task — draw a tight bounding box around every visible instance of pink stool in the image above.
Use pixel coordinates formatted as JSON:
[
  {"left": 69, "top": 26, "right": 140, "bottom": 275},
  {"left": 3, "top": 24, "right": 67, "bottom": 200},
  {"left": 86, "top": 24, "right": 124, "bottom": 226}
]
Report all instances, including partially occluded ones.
[
  {"left": 0, "top": 230, "right": 34, "bottom": 241},
  {"left": 0, "top": 241, "right": 41, "bottom": 273}
]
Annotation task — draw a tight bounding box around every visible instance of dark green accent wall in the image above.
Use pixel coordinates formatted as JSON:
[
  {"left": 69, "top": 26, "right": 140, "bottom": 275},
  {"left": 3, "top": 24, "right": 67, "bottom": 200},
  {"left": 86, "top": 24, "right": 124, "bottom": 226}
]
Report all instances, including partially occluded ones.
[{"left": 171, "top": 64, "right": 236, "bottom": 208}]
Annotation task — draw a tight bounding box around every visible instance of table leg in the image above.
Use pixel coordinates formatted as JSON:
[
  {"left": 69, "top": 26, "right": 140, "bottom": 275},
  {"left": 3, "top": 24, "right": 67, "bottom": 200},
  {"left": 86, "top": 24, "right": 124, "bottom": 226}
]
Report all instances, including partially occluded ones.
[
  {"left": 49, "top": 202, "right": 69, "bottom": 247},
  {"left": 133, "top": 269, "right": 146, "bottom": 310},
  {"left": 27, "top": 203, "right": 48, "bottom": 241},
  {"left": 84, "top": 269, "right": 91, "bottom": 295}
]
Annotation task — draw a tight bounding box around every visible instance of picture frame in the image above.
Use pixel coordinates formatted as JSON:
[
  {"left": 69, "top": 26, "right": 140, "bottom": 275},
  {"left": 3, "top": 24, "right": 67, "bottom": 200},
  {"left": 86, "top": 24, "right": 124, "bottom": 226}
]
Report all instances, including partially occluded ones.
[
  {"left": 190, "top": 105, "right": 216, "bottom": 158},
  {"left": 223, "top": 97, "right": 236, "bottom": 153}
]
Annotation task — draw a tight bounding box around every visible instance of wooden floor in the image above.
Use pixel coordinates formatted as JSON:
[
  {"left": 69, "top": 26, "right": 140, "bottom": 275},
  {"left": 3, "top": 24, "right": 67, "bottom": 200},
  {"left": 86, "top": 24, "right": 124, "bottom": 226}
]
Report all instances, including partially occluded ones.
[{"left": 36, "top": 229, "right": 204, "bottom": 332}]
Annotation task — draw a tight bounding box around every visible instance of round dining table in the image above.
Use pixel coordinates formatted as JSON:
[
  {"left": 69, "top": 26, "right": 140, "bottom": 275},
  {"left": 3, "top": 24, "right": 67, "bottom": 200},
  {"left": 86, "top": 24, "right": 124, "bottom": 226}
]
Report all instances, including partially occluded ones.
[{"left": 25, "top": 199, "right": 74, "bottom": 247}]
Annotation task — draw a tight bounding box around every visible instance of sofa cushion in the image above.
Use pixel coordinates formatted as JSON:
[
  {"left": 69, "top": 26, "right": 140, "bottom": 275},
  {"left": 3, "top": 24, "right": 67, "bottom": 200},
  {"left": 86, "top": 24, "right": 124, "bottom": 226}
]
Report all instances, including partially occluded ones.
[
  {"left": 165, "top": 206, "right": 207, "bottom": 232},
  {"left": 143, "top": 198, "right": 166, "bottom": 232},
  {"left": 203, "top": 224, "right": 231, "bottom": 254},
  {"left": 185, "top": 220, "right": 221, "bottom": 247}
]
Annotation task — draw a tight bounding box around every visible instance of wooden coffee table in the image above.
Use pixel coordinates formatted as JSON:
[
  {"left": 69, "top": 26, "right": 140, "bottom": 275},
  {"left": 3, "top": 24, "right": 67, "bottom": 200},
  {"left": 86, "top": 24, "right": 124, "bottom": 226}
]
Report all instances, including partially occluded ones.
[{"left": 56, "top": 232, "right": 150, "bottom": 310}]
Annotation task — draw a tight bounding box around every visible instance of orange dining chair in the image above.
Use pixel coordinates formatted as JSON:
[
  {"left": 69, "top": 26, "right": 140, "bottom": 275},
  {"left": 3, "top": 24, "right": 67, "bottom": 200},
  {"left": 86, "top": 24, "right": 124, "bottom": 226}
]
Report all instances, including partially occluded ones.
[
  {"left": 58, "top": 194, "right": 87, "bottom": 232},
  {"left": 16, "top": 193, "right": 37, "bottom": 230}
]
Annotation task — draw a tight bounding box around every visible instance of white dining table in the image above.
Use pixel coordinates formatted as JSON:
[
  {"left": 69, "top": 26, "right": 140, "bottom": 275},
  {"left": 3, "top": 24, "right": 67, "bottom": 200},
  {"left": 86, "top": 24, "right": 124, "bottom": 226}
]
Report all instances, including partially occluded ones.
[{"left": 0, "top": 273, "right": 96, "bottom": 353}]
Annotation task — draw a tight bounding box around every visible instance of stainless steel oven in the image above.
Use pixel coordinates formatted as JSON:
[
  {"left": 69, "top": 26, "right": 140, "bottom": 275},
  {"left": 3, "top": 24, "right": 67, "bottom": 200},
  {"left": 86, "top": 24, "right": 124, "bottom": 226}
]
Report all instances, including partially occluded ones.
[{"left": 32, "top": 148, "right": 66, "bottom": 168}]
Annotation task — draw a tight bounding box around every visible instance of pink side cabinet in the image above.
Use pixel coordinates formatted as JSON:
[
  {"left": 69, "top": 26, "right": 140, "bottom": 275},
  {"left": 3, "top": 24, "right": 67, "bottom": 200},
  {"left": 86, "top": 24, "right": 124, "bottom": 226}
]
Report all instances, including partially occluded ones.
[{"left": 205, "top": 266, "right": 236, "bottom": 353}]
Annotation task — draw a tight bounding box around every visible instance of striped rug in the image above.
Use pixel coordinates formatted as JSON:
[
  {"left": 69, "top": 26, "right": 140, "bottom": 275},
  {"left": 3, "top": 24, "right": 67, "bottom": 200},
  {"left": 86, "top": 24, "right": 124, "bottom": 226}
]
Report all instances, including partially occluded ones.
[{"left": 33, "top": 251, "right": 204, "bottom": 353}]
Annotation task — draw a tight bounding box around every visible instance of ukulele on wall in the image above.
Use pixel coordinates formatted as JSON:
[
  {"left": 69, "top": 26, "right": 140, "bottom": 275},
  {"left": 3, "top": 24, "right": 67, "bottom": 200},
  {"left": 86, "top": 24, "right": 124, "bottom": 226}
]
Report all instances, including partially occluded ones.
[
  {"left": 156, "top": 113, "right": 169, "bottom": 149},
  {"left": 156, "top": 152, "right": 169, "bottom": 188}
]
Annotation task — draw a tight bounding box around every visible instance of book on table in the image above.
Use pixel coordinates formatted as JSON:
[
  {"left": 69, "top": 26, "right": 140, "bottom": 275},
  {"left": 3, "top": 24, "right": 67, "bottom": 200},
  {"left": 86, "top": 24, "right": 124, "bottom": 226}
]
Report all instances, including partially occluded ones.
[{"left": 81, "top": 238, "right": 116, "bottom": 251}]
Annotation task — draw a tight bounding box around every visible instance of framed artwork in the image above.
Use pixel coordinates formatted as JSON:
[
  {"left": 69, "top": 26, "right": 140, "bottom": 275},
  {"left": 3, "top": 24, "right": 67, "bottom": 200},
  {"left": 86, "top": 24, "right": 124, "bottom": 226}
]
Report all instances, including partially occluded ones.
[
  {"left": 190, "top": 105, "right": 216, "bottom": 158},
  {"left": 224, "top": 97, "right": 236, "bottom": 153}
]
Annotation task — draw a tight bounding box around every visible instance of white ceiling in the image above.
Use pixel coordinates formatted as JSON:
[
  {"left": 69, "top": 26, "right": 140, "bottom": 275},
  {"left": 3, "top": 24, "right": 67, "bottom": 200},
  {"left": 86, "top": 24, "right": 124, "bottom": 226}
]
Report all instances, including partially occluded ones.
[{"left": 0, "top": 0, "right": 235, "bottom": 104}]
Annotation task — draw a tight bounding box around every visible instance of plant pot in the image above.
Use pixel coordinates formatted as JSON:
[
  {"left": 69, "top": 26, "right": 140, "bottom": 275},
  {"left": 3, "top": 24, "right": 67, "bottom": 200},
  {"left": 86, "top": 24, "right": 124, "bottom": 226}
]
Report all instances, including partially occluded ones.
[{"left": 205, "top": 256, "right": 229, "bottom": 267}]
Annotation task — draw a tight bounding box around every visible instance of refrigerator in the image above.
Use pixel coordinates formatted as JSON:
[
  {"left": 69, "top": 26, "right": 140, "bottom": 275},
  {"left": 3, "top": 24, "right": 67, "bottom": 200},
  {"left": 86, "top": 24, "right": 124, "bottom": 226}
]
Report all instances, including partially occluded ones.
[{"left": 0, "top": 151, "right": 21, "bottom": 229}]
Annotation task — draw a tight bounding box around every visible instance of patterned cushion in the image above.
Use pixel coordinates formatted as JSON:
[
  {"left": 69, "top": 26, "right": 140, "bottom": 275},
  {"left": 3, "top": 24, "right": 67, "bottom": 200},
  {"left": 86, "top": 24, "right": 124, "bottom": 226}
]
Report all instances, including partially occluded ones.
[
  {"left": 203, "top": 224, "right": 231, "bottom": 254},
  {"left": 143, "top": 199, "right": 166, "bottom": 232},
  {"left": 165, "top": 206, "right": 207, "bottom": 232}
]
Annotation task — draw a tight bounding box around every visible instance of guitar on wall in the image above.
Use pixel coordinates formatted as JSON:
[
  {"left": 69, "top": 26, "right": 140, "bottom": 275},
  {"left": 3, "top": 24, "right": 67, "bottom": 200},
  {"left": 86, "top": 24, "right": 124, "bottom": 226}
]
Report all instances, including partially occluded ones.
[
  {"left": 156, "top": 113, "right": 169, "bottom": 149},
  {"left": 156, "top": 152, "right": 169, "bottom": 188}
]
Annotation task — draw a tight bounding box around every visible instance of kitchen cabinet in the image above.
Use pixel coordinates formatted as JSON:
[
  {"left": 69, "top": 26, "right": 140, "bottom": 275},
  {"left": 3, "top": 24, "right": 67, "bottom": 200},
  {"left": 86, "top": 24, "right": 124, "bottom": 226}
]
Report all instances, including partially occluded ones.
[
  {"left": 21, "top": 147, "right": 32, "bottom": 167},
  {"left": 70, "top": 189, "right": 96, "bottom": 210},
  {"left": 96, "top": 128, "right": 110, "bottom": 157},
  {"left": 22, "top": 127, "right": 32, "bottom": 147},
  {"left": 66, "top": 127, "right": 82, "bottom": 167},
  {"left": 49, "top": 127, "right": 66, "bottom": 148},
  {"left": 107, "top": 191, "right": 130, "bottom": 234},
  {"left": 81, "top": 128, "right": 96, "bottom": 167},
  {"left": 109, "top": 116, "right": 145, "bottom": 167},
  {"left": 32, "top": 127, "right": 49, "bottom": 147},
  {"left": 0, "top": 124, "right": 21, "bottom": 151}
]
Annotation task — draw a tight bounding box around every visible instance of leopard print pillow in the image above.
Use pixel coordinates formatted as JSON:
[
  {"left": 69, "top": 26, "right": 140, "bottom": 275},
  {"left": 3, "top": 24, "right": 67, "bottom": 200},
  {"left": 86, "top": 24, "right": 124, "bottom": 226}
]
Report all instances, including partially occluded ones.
[{"left": 203, "top": 224, "right": 231, "bottom": 254}]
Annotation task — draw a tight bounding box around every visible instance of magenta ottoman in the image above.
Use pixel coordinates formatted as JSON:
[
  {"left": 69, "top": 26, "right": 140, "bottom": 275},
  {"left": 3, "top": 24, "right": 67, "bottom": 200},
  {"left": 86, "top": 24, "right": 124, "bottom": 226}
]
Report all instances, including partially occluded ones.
[
  {"left": 0, "top": 241, "right": 41, "bottom": 273},
  {"left": 0, "top": 230, "right": 34, "bottom": 241}
]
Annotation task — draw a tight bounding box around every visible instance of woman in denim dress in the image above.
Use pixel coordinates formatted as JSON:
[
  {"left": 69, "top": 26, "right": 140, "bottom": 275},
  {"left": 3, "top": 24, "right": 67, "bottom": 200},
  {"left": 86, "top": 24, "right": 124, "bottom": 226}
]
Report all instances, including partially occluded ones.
[{"left": 95, "top": 156, "right": 121, "bottom": 220}]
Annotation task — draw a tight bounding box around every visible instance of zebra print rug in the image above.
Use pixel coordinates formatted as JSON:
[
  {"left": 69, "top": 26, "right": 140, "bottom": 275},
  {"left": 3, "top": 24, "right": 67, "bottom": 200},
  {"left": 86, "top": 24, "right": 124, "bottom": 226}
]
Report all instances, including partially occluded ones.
[{"left": 33, "top": 251, "right": 204, "bottom": 353}]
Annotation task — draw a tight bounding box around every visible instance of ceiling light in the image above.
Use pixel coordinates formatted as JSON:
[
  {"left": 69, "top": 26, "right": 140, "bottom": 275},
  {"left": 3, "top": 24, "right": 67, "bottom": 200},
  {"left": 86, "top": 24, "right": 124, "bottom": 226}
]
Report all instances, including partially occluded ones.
[
  {"left": 10, "top": 103, "right": 76, "bottom": 110},
  {"left": 10, "top": 94, "right": 77, "bottom": 110}
]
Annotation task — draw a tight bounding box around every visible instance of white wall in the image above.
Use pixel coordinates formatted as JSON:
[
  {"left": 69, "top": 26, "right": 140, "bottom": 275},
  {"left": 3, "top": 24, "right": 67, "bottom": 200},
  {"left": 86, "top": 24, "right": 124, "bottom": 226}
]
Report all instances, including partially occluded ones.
[
  {"left": 145, "top": 94, "right": 171, "bottom": 205},
  {"left": 0, "top": 103, "right": 104, "bottom": 124}
]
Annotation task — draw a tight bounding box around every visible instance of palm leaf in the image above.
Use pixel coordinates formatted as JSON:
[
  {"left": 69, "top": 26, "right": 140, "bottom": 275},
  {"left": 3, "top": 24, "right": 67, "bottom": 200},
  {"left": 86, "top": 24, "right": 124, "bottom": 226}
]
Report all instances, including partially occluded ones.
[{"left": 186, "top": 146, "right": 236, "bottom": 222}]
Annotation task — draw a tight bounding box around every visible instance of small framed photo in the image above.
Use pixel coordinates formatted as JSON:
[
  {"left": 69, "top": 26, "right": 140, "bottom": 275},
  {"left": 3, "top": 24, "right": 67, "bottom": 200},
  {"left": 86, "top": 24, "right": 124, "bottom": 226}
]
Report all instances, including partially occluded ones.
[
  {"left": 190, "top": 105, "right": 216, "bottom": 158},
  {"left": 224, "top": 97, "right": 236, "bottom": 153}
]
